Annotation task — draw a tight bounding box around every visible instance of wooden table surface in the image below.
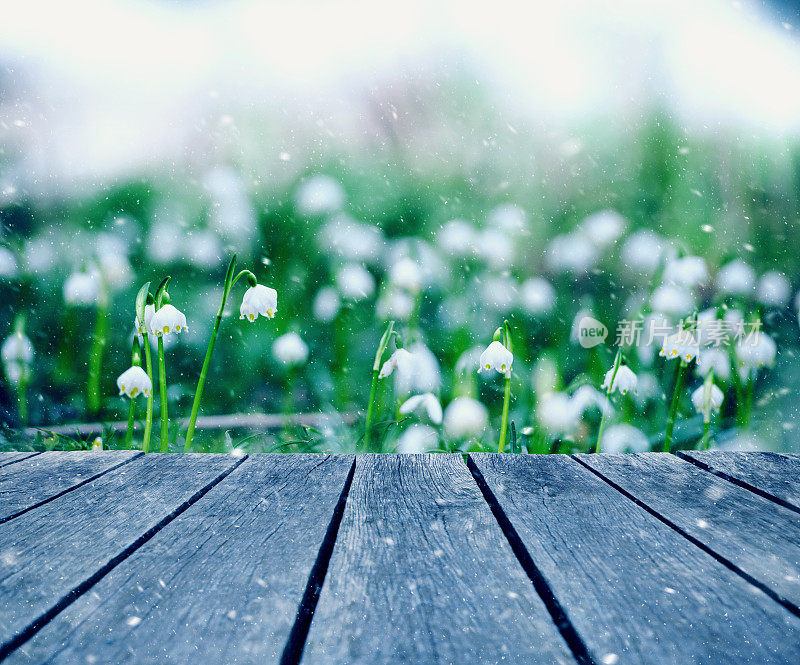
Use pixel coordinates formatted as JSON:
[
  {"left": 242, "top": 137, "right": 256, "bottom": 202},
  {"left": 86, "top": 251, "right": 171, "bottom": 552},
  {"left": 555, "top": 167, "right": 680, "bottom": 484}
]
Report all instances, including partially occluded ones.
[{"left": 0, "top": 451, "right": 799, "bottom": 665}]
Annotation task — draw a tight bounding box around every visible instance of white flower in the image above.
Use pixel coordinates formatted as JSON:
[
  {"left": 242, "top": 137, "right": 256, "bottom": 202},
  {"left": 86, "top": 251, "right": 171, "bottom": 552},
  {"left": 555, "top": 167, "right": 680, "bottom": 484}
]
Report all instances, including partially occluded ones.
[
  {"left": 602, "top": 424, "right": 650, "bottom": 453},
  {"left": 520, "top": 278, "right": 556, "bottom": 316},
  {"left": 663, "top": 255, "right": 708, "bottom": 288},
  {"left": 696, "top": 347, "right": 732, "bottom": 382},
  {"left": 149, "top": 304, "right": 188, "bottom": 337},
  {"left": 478, "top": 228, "right": 515, "bottom": 269},
  {"left": 396, "top": 424, "right": 438, "bottom": 453},
  {"left": 135, "top": 304, "right": 156, "bottom": 336},
  {"left": 378, "top": 348, "right": 414, "bottom": 379},
  {"left": 757, "top": 271, "right": 791, "bottom": 307},
  {"left": 572, "top": 385, "right": 613, "bottom": 417},
  {"left": 295, "top": 175, "right": 346, "bottom": 216},
  {"left": 478, "top": 341, "right": 513, "bottom": 377},
  {"left": 272, "top": 332, "right": 309, "bottom": 366},
  {"left": 0, "top": 247, "right": 19, "bottom": 279},
  {"left": 240, "top": 284, "right": 278, "bottom": 322},
  {"left": 399, "top": 393, "right": 443, "bottom": 425},
  {"left": 650, "top": 284, "right": 696, "bottom": 318},
  {"left": 64, "top": 270, "right": 101, "bottom": 306},
  {"left": 735, "top": 333, "right": 776, "bottom": 377},
  {"left": 336, "top": 263, "right": 375, "bottom": 300},
  {"left": 313, "top": 287, "right": 341, "bottom": 323},
  {"left": 377, "top": 290, "right": 414, "bottom": 321},
  {"left": 320, "top": 214, "right": 384, "bottom": 262},
  {"left": 660, "top": 333, "right": 700, "bottom": 363},
  {"left": 116, "top": 365, "right": 152, "bottom": 399},
  {"left": 716, "top": 259, "right": 756, "bottom": 296},
  {"left": 537, "top": 392, "right": 580, "bottom": 437},
  {"left": 487, "top": 204, "right": 528, "bottom": 235},
  {"left": 621, "top": 230, "right": 664, "bottom": 275},
  {"left": 443, "top": 397, "right": 489, "bottom": 440},
  {"left": 381, "top": 344, "right": 441, "bottom": 396},
  {"left": 389, "top": 258, "right": 423, "bottom": 293},
  {"left": 481, "top": 274, "right": 518, "bottom": 312},
  {"left": 186, "top": 229, "right": 223, "bottom": 269},
  {"left": 691, "top": 383, "right": 724, "bottom": 420},
  {"left": 545, "top": 233, "right": 598, "bottom": 275},
  {"left": 601, "top": 365, "right": 638, "bottom": 395},
  {"left": 580, "top": 210, "right": 626, "bottom": 248},
  {"left": 91, "top": 437, "right": 103, "bottom": 451},
  {"left": 437, "top": 219, "right": 478, "bottom": 257},
  {"left": 1, "top": 331, "right": 33, "bottom": 385}
]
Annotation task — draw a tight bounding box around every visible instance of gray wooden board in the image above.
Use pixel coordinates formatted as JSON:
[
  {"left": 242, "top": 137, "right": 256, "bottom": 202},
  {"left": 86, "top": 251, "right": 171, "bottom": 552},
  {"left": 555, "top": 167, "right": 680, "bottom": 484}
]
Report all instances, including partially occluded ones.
[
  {"left": 0, "top": 451, "right": 142, "bottom": 523},
  {"left": 470, "top": 453, "right": 800, "bottom": 665},
  {"left": 0, "top": 453, "right": 240, "bottom": 655},
  {"left": 301, "top": 454, "right": 577, "bottom": 665},
  {"left": 6, "top": 454, "right": 354, "bottom": 665},
  {"left": 680, "top": 451, "right": 800, "bottom": 511},
  {"left": 0, "top": 453, "right": 39, "bottom": 469},
  {"left": 576, "top": 452, "right": 800, "bottom": 611}
]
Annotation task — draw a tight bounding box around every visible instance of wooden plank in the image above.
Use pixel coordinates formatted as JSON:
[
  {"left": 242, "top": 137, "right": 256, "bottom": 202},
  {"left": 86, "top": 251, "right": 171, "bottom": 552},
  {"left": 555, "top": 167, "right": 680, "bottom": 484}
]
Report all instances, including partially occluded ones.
[
  {"left": 0, "top": 453, "right": 242, "bottom": 658},
  {"left": 470, "top": 453, "right": 800, "bottom": 665},
  {"left": 0, "top": 451, "right": 142, "bottom": 523},
  {"left": 679, "top": 451, "right": 800, "bottom": 512},
  {"left": 576, "top": 452, "right": 800, "bottom": 612},
  {"left": 301, "top": 454, "right": 578, "bottom": 665},
  {"left": 0, "top": 452, "right": 39, "bottom": 469},
  {"left": 6, "top": 454, "right": 354, "bottom": 665}
]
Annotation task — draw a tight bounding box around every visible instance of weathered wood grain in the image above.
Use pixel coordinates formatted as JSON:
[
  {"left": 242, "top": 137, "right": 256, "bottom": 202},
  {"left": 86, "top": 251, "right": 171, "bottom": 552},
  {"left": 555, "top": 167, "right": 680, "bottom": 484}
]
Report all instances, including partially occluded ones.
[
  {"left": 0, "top": 453, "right": 39, "bottom": 469},
  {"left": 0, "top": 451, "right": 142, "bottom": 523},
  {"left": 0, "top": 453, "right": 241, "bottom": 658},
  {"left": 470, "top": 453, "right": 800, "bottom": 665},
  {"left": 680, "top": 451, "right": 800, "bottom": 512},
  {"left": 576, "top": 452, "right": 800, "bottom": 612},
  {"left": 6, "top": 454, "right": 354, "bottom": 665},
  {"left": 301, "top": 454, "right": 577, "bottom": 665}
]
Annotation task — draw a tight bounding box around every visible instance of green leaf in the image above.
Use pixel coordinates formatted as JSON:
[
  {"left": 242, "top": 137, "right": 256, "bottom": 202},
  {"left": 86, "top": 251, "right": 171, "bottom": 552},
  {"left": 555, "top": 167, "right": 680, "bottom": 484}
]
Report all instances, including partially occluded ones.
[{"left": 135, "top": 281, "right": 151, "bottom": 330}]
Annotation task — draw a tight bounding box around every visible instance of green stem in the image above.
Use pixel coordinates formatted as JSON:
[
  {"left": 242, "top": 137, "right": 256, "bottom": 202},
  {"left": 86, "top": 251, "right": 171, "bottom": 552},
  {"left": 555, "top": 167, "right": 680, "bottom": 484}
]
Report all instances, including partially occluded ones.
[
  {"left": 595, "top": 348, "right": 621, "bottom": 453},
  {"left": 498, "top": 375, "right": 511, "bottom": 453},
  {"left": 743, "top": 377, "right": 754, "bottom": 428},
  {"left": 158, "top": 337, "right": 168, "bottom": 453},
  {"left": 124, "top": 398, "right": 136, "bottom": 450},
  {"left": 86, "top": 299, "right": 109, "bottom": 416},
  {"left": 663, "top": 360, "right": 687, "bottom": 452},
  {"left": 142, "top": 336, "right": 154, "bottom": 453},
  {"left": 364, "top": 369, "right": 380, "bottom": 451},
  {"left": 594, "top": 412, "right": 607, "bottom": 454},
  {"left": 184, "top": 310, "right": 225, "bottom": 452},
  {"left": 16, "top": 376, "right": 28, "bottom": 425},
  {"left": 700, "top": 419, "right": 711, "bottom": 450}
]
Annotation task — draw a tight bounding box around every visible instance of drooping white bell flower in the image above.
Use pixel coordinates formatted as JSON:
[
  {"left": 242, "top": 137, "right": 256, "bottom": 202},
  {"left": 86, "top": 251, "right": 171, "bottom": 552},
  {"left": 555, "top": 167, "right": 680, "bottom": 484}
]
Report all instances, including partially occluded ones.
[
  {"left": 389, "top": 257, "right": 424, "bottom": 294},
  {"left": 240, "top": 284, "right": 278, "bottom": 322},
  {"left": 384, "top": 343, "right": 442, "bottom": 396},
  {"left": 149, "top": 304, "right": 188, "bottom": 337},
  {"left": 272, "top": 332, "right": 309, "bottom": 366},
  {"left": 0, "top": 247, "right": 19, "bottom": 279},
  {"left": 650, "top": 284, "right": 696, "bottom": 318},
  {"left": 572, "top": 385, "right": 613, "bottom": 418},
  {"left": 520, "top": 278, "right": 556, "bottom": 316},
  {"left": 691, "top": 383, "right": 724, "bottom": 420},
  {"left": 620, "top": 230, "right": 664, "bottom": 276},
  {"left": 602, "top": 424, "right": 651, "bottom": 453},
  {"left": 536, "top": 392, "right": 580, "bottom": 437},
  {"left": 756, "top": 271, "right": 791, "bottom": 307},
  {"left": 396, "top": 424, "right": 438, "bottom": 454},
  {"left": 116, "top": 365, "right": 152, "bottom": 399},
  {"left": 478, "top": 341, "right": 513, "bottom": 377},
  {"left": 399, "top": 393, "right": 443, "bottom": 425},
  {"left": 1, "top": 331, "right": 33, "bottom": 385},
  {"left": 663, "top": 255, "right": 709, "bottom": 288},
  {"left": 312, "top": 286, "right": 341, "bottom": 323},
  {"left": 378, "top": 348, "right": 414, "bottom": 379},
  {"left": 487, "top": 204, "right": 528, "bottom": 235},
  {"left": 336, "top": 263, "right": 375, "bottom": 300},
  {"left": 295, "top": 174, "right": 346, "bottom": 216},
  {"left": 580, "top": 210, "right": 626, "bottom": 248},
  {"left": 660, "top": 333, "right": 700, "bottom": 363},
  {"left": 443, "top": 397, "right": 489, "bottom": 440},
  {"left": 135, "top": 304, "right": 156, "bottom": 336},
  {"left": 63, "top": 270, "right": 102, "bottom": 306},
  {"left": 437, "top": 219, "right": 478, "bottom": 257},
  {"left": 377, "top": 290, "right": 414, "bottom": 321},
  {"left": 91, "top": 436, "right": 103, "bottom": 451},
  {"left": 715, "top": 259, "right": 756, "bottom": 296},
  {"left": 735, "top": 333, "right": 776, "bottom": 379},
  {"left": 695, "top": 347, "right": 732, "bottom": 382},
  {"left": 601, "top": 365, "right": 638, "bottom": 395}
]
